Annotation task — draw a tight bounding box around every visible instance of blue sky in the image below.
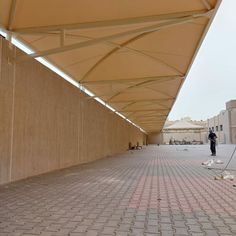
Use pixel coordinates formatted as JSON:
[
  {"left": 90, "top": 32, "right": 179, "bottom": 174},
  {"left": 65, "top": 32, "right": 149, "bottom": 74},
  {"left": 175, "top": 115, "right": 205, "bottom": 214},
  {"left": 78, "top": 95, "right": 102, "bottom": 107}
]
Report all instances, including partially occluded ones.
[{"left": 168, "top": 0, "right": 236, "bottom": 121}]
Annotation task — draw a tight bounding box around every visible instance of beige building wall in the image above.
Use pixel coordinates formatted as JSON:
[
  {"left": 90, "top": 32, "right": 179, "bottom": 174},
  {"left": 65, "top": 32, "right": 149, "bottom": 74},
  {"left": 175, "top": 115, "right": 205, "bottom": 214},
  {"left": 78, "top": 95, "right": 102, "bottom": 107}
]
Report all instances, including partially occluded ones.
[
  {"left": 207, "top": 100, "right": 236, "bottom": 144},
  {"left": 207, "top": 111, "right": 229, "bottom": 144},
  {"left": 227, "top": 100, "right": 236, "bottom": 144},
  {"left": 0, "top": 38, "right": 145, "bottom": 185},
  {"left": 147, "top": 132, "right": 163, "bottom": 144}
]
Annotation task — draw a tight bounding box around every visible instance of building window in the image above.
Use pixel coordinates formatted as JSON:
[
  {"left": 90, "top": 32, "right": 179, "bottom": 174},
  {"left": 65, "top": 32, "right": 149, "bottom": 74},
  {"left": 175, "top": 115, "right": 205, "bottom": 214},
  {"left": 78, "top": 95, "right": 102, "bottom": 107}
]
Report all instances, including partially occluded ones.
[
  {"left": 220, "top": 125, "right": 223, "bottom": 131},
  {"left": 216, "top": 126, "right": 218, "bottom": 131},
  {"left": 212, "top": 127, "right": 214, "bottom": 132}
]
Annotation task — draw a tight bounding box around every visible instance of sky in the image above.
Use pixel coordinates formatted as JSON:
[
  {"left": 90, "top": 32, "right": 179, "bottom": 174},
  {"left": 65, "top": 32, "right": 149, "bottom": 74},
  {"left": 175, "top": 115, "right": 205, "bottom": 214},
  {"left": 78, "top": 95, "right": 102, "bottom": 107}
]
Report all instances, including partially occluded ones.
[{"left": 168, "top": 0, "right": 236, "bottom": 121}]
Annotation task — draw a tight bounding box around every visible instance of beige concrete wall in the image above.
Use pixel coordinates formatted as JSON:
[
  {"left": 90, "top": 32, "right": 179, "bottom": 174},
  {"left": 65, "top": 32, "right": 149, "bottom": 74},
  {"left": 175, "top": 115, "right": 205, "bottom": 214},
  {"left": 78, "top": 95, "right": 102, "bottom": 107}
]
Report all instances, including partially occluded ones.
[
  {"left": 207, "top": 99, "right": 236, "bottom": 144},
  {"left": 0, "top": 38, "right": 14, "bottom": 185},
  {"left": 230, "top": 108, "right": 236, "bottom": 144},
  {"left": 147, "top": 132, "right": 163, "bottom": 144},
  {"left": 226, "top": 100, "right": 236, "bottom": 110},
  {"left": 0, "top": 38, "right": 145, "bottom": 185},
  {"left": 227, "top": 100, "right": 236, "bottom": 144},
  {"left": 207, "top": 110, "right": 230, "bottom": 144}
]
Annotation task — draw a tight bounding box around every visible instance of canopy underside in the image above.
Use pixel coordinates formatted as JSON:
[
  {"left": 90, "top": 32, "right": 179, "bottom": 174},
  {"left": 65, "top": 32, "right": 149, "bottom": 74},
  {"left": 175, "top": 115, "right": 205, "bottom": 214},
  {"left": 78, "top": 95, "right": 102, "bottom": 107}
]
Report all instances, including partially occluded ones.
[{"left": 0, "top": 0, "right": 220, "bottom": 133}]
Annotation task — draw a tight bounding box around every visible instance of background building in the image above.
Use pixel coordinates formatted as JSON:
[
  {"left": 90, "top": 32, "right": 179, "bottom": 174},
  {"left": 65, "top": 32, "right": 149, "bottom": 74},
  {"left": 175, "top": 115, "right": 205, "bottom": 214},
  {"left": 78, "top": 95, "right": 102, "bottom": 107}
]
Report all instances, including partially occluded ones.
[
  {"left": 163, "top": 118, "right": 206, "bottom": 144},
  {"left": 207, "top": 100, "right": 236, "bottom": 144},
  {"left": 148, "top": 118, "right": 207, "bottom": 144}
]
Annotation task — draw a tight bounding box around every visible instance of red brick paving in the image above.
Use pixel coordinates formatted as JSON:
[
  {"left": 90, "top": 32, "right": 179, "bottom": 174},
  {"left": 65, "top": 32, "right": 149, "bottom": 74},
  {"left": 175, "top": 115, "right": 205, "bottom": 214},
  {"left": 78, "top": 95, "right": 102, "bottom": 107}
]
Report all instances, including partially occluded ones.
[{"left": 0, "top": 145, "right": 236, "bottom": 235}]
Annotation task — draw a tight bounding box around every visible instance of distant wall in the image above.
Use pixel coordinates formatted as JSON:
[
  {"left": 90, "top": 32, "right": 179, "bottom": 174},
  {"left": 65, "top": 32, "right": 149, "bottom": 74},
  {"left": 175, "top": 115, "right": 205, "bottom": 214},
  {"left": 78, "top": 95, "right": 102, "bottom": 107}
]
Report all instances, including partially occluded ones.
[
  {"left": 207, "top": 111, "right": 230, "bottom": 144},
  {"left": 147, "top": 132, "right": 163, "bottom": 144},
  {"left": 227, "top": 100, "right": 236, "bottom": 144},
  {"left": 0, "top": 37, "right": 145, "bottom": 184}
]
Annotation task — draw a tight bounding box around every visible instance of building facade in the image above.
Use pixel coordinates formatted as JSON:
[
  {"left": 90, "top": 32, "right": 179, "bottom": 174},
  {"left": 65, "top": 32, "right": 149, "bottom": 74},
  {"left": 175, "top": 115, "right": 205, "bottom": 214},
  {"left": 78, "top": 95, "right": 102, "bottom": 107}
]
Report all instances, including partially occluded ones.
[{"left": 207, "top": 100, "right": 236, "bottom": 144}]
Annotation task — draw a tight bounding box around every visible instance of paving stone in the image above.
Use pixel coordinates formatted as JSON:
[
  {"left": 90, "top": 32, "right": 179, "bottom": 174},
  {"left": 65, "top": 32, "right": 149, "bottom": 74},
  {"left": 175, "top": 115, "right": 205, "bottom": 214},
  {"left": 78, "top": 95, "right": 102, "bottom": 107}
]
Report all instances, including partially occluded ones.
[
  {"left": 160, "top": 223, "right": 172, "bottom": 230},
  {"left": 115, "top": 232, "right": 129, "bottom": 236},
  {"left": 100, "top": 226, "right": 116, "bottom": 234},
  {"left": 106, "top": 221, "right": 120, "bottom": 227},
  {"left": 160, "top": 217, "right": 172, "bottom": 224},
  {"left": 147, "top": 220, "right": 158, "bottom": 226},
  {"left": 190, "top": 233, "right": 205, "bottom": 236},
  {"left": 186, "top": 219, "right": 198, "bottom": 225},
  {"left": 175, "top": 227, "right": 189, "bottom": 235},
  {"left": 145, "top": 225, "right": 158, "bottom": 234},
  {"left": 217, "top": 227, "right": 233, "bottom": 234},
  {"left": 174, "top": 221, "right": 186, "bottom": 227},
  {"left": 133, "top": 222, "right": 145, "bottom": 228},
  {"left": 145, "top": 234, "right": 161, "bottom": 236},
  {"left": 120, "top": 218, "right": 132, "bottom": 224},
  {"left": 85, "top": 230, "right": 99, "bottom": 236},
  {"left": 147, "top": 214, "right": 158, "bottom": 220},
  {"left": 203, "top": 230, "right": 220, "bottom": 236},
  {"left": 69, "top": 233, "right": 84, "bottom": 236},
  {"left": 90, "top": 222, "right": 105, "bottom": 230},
  {"left": 117, "top": 223, "right": 131, "bottom": 231},
  {"left": 73, "top": 225, "right": 88, "bottom": 233},
  {"left": 188, "top": 224, "right": 202, "bottom": 232},
  {"left": 229, "top": 224, "right": 236, "bottom": 231},
  {"left": 40, "top": 232, "right": 55, "bottom": 236},
  {"left": 130, "top": 228, "right": 144, "bottom": 234},
  {"left": 160, "top": 230, "right": 174, "bottom": 236}
]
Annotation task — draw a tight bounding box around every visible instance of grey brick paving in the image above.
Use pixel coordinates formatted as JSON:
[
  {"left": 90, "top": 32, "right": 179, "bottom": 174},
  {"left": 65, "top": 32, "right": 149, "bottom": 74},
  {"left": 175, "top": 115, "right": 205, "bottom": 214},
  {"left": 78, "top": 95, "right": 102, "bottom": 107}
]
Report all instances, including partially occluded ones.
[{"left": 1, "top": 145, "right": 236, "bottom": 236}]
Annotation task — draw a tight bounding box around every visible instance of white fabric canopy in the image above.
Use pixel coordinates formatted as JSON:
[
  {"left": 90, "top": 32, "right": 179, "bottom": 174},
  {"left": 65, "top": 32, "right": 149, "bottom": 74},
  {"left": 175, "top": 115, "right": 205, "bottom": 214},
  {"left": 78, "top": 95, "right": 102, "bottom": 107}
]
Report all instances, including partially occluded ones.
[{"left": 165, "top": 120, "right": 204, "bottom": 130}]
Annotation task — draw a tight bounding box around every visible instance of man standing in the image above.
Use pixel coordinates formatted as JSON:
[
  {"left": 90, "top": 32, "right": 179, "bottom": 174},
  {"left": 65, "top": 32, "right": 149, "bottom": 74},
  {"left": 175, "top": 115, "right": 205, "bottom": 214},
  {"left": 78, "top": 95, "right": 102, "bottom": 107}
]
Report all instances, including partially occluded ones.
[{"left": 208, "top": 129, "right": 217, "bottom": 156}]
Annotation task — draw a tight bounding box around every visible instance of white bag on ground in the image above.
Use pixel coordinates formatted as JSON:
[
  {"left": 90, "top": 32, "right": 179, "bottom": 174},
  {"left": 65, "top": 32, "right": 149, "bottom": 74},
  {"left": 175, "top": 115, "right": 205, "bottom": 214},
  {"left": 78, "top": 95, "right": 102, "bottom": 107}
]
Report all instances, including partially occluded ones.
[
  {"left": 202, "top": 159, "right": 214, "bottom": 167},
  {"left": 221, "top": 171, "right": 234, "bottom": 180}
]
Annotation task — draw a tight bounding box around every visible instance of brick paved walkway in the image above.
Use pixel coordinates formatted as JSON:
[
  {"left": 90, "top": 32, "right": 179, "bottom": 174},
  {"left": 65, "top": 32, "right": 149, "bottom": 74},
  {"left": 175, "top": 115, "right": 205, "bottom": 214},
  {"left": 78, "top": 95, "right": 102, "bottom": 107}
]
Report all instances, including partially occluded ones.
[{"left": 1, "top": 145, "right": 236, "bottom": 236}]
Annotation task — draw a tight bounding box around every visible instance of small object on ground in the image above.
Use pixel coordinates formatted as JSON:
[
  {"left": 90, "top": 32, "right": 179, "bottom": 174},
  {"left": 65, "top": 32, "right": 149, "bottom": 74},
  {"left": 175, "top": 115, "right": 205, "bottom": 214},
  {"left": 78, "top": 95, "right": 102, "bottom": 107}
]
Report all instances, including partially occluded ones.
[
  {"left": 215, "top": 159, "right": 224, "bottom": 164},
  {"left": 214, "top": 172, "right": 234, "bottom": 181},
  {"left": 202, "top": 159, "right": 214, "bottom": 167},
  {"left": 214, "top": 176, "right": 221, "bottom": 180},
  {"left": 220, "top": 171, "right": 234, "bottom": 180}
]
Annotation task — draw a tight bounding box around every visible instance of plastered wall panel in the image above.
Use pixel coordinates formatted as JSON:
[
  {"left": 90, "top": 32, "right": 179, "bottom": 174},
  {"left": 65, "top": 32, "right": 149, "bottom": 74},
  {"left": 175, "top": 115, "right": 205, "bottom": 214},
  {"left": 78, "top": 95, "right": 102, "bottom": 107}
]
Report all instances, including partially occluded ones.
[
  {"left": 0, "top": 38, "right": 145, "bottom": 183},
  {"left": 11, "top": 97, "right": 58, "bottom": 180},
  {"left": 0, "top": 87, "right": 13, "bottom": 184},
  {"left": 10, "top": 50, "right": 82, "bottom": 181},
  {"left": 0, "top": 39, "right": 14, "bottom": 184}
]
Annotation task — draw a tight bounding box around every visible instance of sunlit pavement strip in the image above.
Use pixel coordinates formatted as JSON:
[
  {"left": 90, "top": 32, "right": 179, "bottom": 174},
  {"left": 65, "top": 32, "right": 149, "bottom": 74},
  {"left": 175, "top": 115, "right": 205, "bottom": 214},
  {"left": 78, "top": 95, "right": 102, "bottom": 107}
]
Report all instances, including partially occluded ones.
[{"left": 1, "top": 145, "right": 236, "bottom": 236}]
